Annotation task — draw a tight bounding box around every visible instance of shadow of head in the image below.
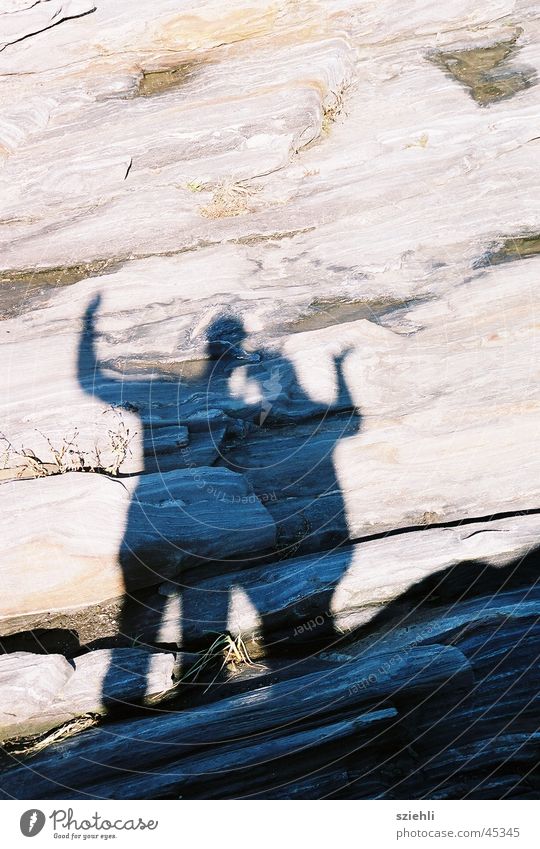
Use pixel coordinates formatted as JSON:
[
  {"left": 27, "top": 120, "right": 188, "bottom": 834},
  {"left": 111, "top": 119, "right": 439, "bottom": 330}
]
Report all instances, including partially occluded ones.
[{"left": 205, "top": 313, "right": 260, "bottom": 363}]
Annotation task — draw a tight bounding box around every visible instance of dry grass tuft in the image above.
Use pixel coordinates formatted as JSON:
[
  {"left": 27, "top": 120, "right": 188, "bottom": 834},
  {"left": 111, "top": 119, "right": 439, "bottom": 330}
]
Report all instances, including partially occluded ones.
[
  {"left": 94, "top": 406, "right": 136, "bottom": 476},
  {"left": 0, "top": 406, "right": 135, "bottom": 480},
  {"left": 199, "top": 182, "right": 259, "bottom": 219},
  {"left": 2, "top": 714, "right": 100, "bottom": 758},
  {"left": 321, "top": 86, "right": 348, "bottom": 134},
  {"left": 179, "top": 632, "right": 260, "bottom": 692}
]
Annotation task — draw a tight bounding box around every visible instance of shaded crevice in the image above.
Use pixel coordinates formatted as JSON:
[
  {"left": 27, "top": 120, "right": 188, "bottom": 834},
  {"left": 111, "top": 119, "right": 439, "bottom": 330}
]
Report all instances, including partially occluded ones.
[
  {"left": 0, "top": 3, "right": 96, "bottom": 52},
  {"left": 346, "top": 504, "right": 540, "bottom": 548},
  {"left": 135, "top": 64, "right": 201, "bottom": 98},
  {"left": 429, "top": 36, "right": 536, "bottom": 105},
  {"left": 474, "top": 234, "right": 540, "bottom": 267}
]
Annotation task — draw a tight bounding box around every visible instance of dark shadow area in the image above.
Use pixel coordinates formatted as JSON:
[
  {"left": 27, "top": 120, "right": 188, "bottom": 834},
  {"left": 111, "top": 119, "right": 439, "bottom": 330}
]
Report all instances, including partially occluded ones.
[
  {"left": 0, "top": 628, "right": 80, "bottom": 657},
  {"left": 332, "top": 547, "right": 540, "bottom": 799}
]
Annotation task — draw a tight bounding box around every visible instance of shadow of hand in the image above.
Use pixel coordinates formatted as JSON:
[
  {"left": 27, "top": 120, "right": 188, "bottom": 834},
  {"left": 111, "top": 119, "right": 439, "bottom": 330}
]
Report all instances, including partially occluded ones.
[
  {"left": 83, "top": 293, "right": 102, "bottom": 336},
  {"left": 332, "top": 344, "right": 354, "bottom": 369}
]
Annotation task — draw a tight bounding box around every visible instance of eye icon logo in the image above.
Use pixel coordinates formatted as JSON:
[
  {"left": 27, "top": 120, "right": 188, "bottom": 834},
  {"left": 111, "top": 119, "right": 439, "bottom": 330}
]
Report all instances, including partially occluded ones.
[{"left": 20, "top": 810, "right": 46, "bottom": 837}]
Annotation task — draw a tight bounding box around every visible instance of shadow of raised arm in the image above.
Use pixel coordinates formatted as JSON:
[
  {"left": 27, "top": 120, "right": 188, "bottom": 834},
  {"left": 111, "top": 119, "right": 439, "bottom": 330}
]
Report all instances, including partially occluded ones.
[
  {"left": 78, "top": 293, "right": 119, "bottom": 407},
  {"left": 332, "top": 345, "right": 356, "bottom": 413}
]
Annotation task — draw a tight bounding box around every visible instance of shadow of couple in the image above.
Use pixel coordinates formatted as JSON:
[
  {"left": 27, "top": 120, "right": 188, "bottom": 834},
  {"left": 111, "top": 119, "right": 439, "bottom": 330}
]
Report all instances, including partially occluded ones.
[{"left": 78, "top": 293, "right": 362, "bottom": 708}]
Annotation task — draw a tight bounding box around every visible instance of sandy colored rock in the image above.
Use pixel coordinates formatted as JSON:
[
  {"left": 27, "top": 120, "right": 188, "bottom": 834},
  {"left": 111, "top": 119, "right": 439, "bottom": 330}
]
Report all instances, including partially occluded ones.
[{"left": 0, "top": 652, "right": 73, "bottom": 741}]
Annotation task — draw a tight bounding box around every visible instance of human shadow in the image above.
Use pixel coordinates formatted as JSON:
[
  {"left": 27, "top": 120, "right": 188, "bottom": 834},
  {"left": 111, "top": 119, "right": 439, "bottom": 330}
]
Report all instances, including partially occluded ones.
[{"left": 78, "top": 295, "right": 362, "bottom": 709}]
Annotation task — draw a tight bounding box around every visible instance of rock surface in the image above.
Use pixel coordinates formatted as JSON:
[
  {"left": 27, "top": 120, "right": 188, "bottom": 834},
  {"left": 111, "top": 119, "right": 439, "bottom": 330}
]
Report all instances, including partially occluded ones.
[
  {"left": 0, "top": 652, "right": 73, "bottom": 740},
  {"left": 0, "top": 0, "right": 539, "bottom": 800},
  {"left": 0, "top": 644, "right": 473, "bottom": 798},
  {"left": 0, "top": 648, "right": 188, "bottom": 742}
]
